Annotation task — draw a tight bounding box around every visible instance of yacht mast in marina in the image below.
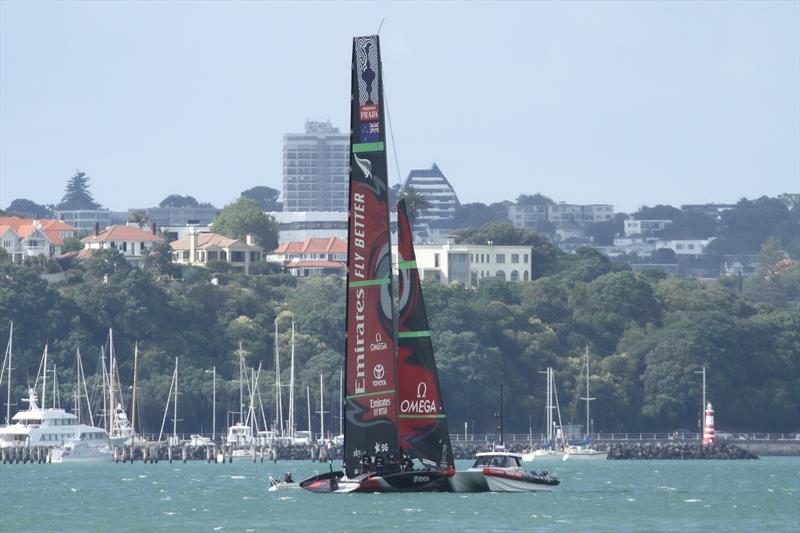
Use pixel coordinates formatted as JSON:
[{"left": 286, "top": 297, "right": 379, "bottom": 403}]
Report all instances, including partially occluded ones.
[
  {"left": 579, "top": 346, "right": 595, "bottom": 438},
  {"left": 288, "top": 318, "right": 295, "bottom": 438},
  {"left": 2, "top": 322, "right": 13, "bottom": 426},
  {"left": 131, "top": 342, "right": 139, "bottom": 436},
  {"left": 274, "top": 319, "right": 283, "bottom": 436},
  {"left": 173, "top": 357, "right": 178, "bottom": 442}
]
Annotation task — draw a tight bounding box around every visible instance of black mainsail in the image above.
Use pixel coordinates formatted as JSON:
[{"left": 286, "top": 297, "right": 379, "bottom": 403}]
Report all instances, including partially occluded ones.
[
  {"left": 396, "top": 200, "right": 454, "bottom": 469},
  {"left": 343, "top": 35, "right": 399, "bottom": 478}
]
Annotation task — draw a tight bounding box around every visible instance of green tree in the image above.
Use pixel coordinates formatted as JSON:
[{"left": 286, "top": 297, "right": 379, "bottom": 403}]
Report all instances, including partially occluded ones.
[
  {"left": 212, "top": 197, "right": 279, "bottom": 250},
  {"left": 397, "top": 186, "right": 432, "bottom": 223},
  {"left": 159, "top": 194, "right": 199, "bottom": 208},
  {"left": 585, "top": 213, "right": 627, "bottom": 245},
  {"left": 241, "top": 186, "right": 281, "bottom": 211},
  {"left": 61, "top": 236, "right": 82, "bottom": 253},
  {"left": 451, "top": 202, "right": 510, "bottom": 229},
  {"left": 632, "top": 204, "right": 681, "bottom": 221},
  {"left": 57, "top": 171, "right": 101, "bottom": 210},
  {"left": 456, "top": 221, "right": 561, "bottom": 278},
  {"left": 6, "top": 198, "right": 53, "bottom": 219},
  {"left": 707, "top": 196, "right": 794, "bottom": 255},
  {"left": 145, "top": 241, "right": 176, "bottom": 277},
  {"left": 515, "top": 193, "right": 555, "bottom": 206},
  {"left": 129, "top": 211, "right": 150, "bottom": 228}
]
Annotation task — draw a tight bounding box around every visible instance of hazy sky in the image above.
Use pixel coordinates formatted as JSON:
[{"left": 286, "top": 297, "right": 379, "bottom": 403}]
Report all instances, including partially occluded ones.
[{"left": 1, "top": 1, "right": 798, "bottom": 213}]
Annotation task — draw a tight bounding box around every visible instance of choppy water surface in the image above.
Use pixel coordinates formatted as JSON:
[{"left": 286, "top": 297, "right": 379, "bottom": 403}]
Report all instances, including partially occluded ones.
[{"left": 1, "top": 457, "right": 798, "bottom": 532}]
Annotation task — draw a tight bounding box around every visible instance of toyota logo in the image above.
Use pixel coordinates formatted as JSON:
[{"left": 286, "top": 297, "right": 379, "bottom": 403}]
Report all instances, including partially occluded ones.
[{"left": 373, "top": 364, "right": 385, "bottom": 380}]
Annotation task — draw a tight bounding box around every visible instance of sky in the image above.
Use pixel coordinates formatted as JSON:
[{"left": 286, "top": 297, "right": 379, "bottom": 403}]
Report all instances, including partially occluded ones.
[{"left": 1, "top": 1, "right": 798, "bottom": 214}]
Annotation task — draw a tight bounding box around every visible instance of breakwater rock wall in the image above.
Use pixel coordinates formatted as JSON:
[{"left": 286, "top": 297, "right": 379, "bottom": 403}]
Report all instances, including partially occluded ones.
[{"left": 606, "top": 442, "right": 757, "bottom": 460}]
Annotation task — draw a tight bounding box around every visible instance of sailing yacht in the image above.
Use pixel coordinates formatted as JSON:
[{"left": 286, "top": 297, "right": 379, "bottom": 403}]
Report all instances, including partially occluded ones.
[
  {"left": 529, "top": 367, "right": 567, "bottom": 460},
  {"left": 300, "top": 35, "right": 454, "bottom": 493},
  {"left": 562, "top": 347, "right": 605, "bottom": 459}
]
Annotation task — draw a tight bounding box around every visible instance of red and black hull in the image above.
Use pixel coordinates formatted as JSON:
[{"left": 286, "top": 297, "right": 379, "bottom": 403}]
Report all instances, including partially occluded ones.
[{"left": 300, "top": 468, "right": 454, "bottom": 493}]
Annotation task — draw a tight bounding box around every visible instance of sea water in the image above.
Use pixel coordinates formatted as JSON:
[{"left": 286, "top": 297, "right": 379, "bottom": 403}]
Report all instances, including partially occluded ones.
[{"left": 0, "top": 457, "right": 798, "bottom": 532}]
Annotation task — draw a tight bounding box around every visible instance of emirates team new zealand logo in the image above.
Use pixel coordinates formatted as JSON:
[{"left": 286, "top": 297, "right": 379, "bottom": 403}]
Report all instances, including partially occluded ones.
[{"left": 356, "top": 36, "right": 380, "bottom": 121}]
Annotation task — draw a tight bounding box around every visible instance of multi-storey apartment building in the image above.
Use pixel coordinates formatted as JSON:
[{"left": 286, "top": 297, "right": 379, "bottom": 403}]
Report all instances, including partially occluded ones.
[
  {"left": 128, "top": 206, "right": 220, "bottom": 227},
  {"left": 282, "top": 121, "right": 349, "bottom": 212},
  {"left": 403, "top": 163, "right": 460, "bottom": 223},
  {"left": 55, "top": 209, "right": 111, "bottom": 235}
]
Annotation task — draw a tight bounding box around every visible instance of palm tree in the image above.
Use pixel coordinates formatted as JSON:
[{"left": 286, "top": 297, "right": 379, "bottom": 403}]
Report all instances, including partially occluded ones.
[
  {"left": 397, "top": 186, "right": 432, "bottom": 224},
  {"left": 129, "top": 211, "right": 150, "bottom": 228}
]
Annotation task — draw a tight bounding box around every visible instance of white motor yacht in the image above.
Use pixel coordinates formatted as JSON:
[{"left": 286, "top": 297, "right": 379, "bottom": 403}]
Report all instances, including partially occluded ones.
[
  {"left": 450, "top": 451, "right": 559, "bottom": 492},
  {"left": 0, "top": 389, "right": 110, "bottom": 452},
  {"left": 50, "top": 438, "right": 113, "bottom": 463}
]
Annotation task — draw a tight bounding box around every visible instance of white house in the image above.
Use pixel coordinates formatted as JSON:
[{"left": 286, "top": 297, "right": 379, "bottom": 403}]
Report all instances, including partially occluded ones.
[
  {"left": 654, "top": 238, "right": 714, "bottom": 256},
  {"left": 0, "top": 216, "right": 79, "bottom": 260},
  {"left": 80, "top": 224, "right": 164, "bottom": 268},
  {"left": 170, "top": 230, "right": 264, "bottom": 275},
  {"left": 624, "top": 219, "right": 672, "bottom": 237},
  {"left": 395, "top": 240, "right": 533, "bottom": 287}
]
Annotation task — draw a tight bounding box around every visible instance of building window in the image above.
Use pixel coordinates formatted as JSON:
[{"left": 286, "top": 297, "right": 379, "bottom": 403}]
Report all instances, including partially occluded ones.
[
  {"left": 523, "top": 271, "right": 529, "bottom": 281},
  {"left": 434, "top": 253, "right": 440, "bottom": 268},
  {"left": 231, "top": 251, "right": 245, "bottom": 262},
  {"left": 510, "top": 270, "right": 519, "bottom": 281},
  {"left": 496, "top": 254, "right": 505, "bottom": 263},
  {"left": 250, "top": 252, "right": 260, "bottom": 262},
  {"left": 496, "top": 270, "right": 506, "bottom": 281},
  {"left": 122, "top": 242, "right": 127, "bottom": 252},
  {"left": 511, "top": 254, "right": 519, "bottom": 263},
  {"left": 524, "top": 254, "right": 529, "bottom": 263}
]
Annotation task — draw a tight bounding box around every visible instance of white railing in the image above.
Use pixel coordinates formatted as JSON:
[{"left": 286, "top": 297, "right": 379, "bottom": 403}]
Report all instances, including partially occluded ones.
[{"left": 448, "top": 432, "right": 800, "bottom": 442}]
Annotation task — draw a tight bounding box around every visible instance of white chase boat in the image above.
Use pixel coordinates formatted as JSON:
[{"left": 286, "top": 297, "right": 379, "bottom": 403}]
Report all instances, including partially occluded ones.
[{"left": 450, "top": 451, "right": 559, "bottom": 493}]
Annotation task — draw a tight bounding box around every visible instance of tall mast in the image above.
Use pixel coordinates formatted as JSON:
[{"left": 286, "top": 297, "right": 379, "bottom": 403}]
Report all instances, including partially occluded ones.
[
  {"left": 77, "top": 348, "right": 95, "bottom": 427},
  {"left": 319, "top": 373, "right": 325, "bottom": 441},
  {"left": 131, "top": 342, "right": 139, "bottom": 436},
  {"left": 100, "top": 349, "right": 107, "bottom": 432},
  {"left": 5, "top": 322, "right": 12, "bottom": 425},
  {"left": 247, "top": 368, "right": 258, "bottom": 436},
  {"left": 338, "top": 368, "right": 343, "bottom": 436},
  {"left": 306, "top": 385, "right": 311, "bottom": 438},
  {"left": 288, "top": 318, "right": 295, "bottom": 438},
  {"left": 42, "top": 344, "right": 48, "bottom": 410},
  {"left": 52, "top": 364, "right": 57, "bottom": 408},
  {"left": 580, "top": 346, "right": 595, "bottom": 439},
  {"left": 172, "top": 357, "right": 178, "bottom": 441},
  {"left": 74, "top": 349, "right": 80, "bottom": 421},
  {"left": 274, "top": 319, "right": 283, "bottom": 436},
  {"left": 238, "top": 341, "right": 244, "bottom": 424},
  {"left": 109, "top": 329, "right": 115, "bottom": 435},
  {"left": 539, "top": 367, "right": 551, "bottom": 441}
]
